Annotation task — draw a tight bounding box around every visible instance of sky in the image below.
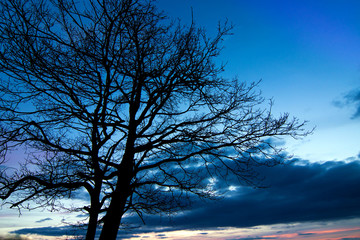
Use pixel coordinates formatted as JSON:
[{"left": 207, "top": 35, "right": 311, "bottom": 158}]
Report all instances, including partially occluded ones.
[{"left": 1, "top": 0, "right": 360, "bottom": 239}]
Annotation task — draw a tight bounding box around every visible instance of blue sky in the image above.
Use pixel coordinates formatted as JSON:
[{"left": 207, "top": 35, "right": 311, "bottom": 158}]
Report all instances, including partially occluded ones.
[
  {"left": 157, "top": 0, "right": 360, "bottom": 163},
  {"left": 1, "top": 0, "right": 360, "bottom": 239}
]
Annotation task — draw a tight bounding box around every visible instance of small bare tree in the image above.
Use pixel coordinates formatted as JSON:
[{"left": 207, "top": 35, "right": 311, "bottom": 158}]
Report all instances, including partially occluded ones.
[{"left": 0, "top": 0, "right": 309, "bottom": 239}]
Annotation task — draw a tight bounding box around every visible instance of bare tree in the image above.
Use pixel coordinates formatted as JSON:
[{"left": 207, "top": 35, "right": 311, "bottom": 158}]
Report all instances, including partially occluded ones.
[{"left": 0, "top": 0, "right": 309, "bottom": 239}]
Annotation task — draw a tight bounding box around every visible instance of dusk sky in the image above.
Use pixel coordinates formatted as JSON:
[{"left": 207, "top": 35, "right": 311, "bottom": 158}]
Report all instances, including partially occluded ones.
[{"left": 1, "top": 0, "right": 360, "bottom": 239}]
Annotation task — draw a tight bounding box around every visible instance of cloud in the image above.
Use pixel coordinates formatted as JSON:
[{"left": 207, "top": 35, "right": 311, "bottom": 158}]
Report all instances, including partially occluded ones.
[
  {"left": 156, "top": 233, "right": 168, "bottom": 239},
  {"left": 35, "top": 217, "right": 52, "bottom": 223},
  {"left": 334, "top": 88, "right": 360, "bottom": 119},
  {"left": 11, "top": 226, "right": 86, "bottom": 237},
  {"left": 226, "top": 227, "right": 360, "bottom": 240},
  {"left": 120, "top": 159, "right": 360, "bottom": 233},
  {"left": 346, "top": 89, "right": 360, "bottom": 119},
  {"left": 0, "top": 235, "right": 32, "bottom": 240},
  {"left": 10, "top": 225, "right": 140, "bottom": 239},
  {"left": 298, "top": 232, "right": 315, "bottom": 236},
  {"left": 228, "top": 237, "right": 278, "bottom": 240},
  {"left": 10, "top": 159, "right": 360, "bottom": 238}
]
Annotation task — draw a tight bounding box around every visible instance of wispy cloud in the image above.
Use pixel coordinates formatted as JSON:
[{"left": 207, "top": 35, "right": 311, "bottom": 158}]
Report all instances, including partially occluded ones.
[
  {"left": 11, "top": 226, "right": 85, "bottom": 237},
  {"left": 256, "top": 227, "right": 360, "bottom": 240},
  {"left": 35, "top": 217, "right": 52, "bottom": 223},
  {"left": 334, "top": 88, "right": 360, "bottom": 119},
  {"left": 230, "top": 237, "right": 278, "bottom": 240},
  {"left": 340, "top": 238, "right": 360, "bottom": 240},
  {"left": 0, "top": 235, "right": 32, "bottom": 240}
]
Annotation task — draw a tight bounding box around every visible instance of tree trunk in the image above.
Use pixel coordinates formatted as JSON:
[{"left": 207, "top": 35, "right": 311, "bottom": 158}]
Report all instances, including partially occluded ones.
[
  {"left": 98, "top": 189, "right": 129, "bottom": 240},
  {"left": 98, "top": 163, "right": 132, "bottom": 240},
  {"left": 85, "top": 177, "right": 102, "bottom": 240},
  {"left": 99, "top": 125, "right": 135, "bottom": 239},
  {"left": 85, "top": 211, "right": 99, "bottom": 240}
]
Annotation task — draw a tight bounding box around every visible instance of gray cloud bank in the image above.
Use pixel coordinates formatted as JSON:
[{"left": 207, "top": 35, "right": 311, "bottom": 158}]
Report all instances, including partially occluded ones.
[
  {"left": 11, "top": 159, "right": 360, "bottom": 238},
  {"left": 130, "top": 159, "right": 360, "bottom": 229}
]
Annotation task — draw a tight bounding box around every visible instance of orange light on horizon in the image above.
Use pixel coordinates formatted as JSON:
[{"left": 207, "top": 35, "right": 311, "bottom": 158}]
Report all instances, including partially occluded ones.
[
  {"left": 263, "top": 233, "right": 299, "bottom": 238},
  {"left": 302, "top": 226, "right": 360, "bottom": 235}
]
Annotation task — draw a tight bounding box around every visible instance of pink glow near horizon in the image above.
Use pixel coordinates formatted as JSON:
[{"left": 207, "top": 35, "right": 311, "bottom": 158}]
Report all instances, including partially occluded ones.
[
  {"left": 127, "top": 224, "right": 360, "bottom": 240},
  {"left": 263, "top": 226, "right": 360, "bottom": 240}
]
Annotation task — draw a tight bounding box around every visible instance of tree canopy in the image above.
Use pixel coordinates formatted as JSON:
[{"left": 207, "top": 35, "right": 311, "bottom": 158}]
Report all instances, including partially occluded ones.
[{"left": 0, "top": 0, "right": 309, "bottom": 239}]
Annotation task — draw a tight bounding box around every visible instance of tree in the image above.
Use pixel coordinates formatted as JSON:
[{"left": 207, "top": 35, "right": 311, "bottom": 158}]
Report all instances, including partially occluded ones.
[{"left": 0, "top": 0, "right": 309, "bottom": 239}]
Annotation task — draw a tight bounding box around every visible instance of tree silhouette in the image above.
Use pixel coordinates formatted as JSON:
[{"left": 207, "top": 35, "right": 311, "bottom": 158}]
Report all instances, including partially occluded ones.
[{"left": 0, "top": 0, "right": 309, "bottom": 239}]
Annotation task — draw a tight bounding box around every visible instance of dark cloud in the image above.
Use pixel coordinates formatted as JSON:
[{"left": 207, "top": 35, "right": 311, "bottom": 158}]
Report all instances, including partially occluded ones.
[
  {"left": 334, "top": 88, "right": 360, "bottom": 119},
  {"left": 11, "top": 226, "right": 85, "bottom": 237},
  {"left": 298, "top": 232, "right": 315, "bottom": 236},
  {"left": 11, "top": 225, "right": 138, "bottom": 239},
  {"left": 11, "top": 160, "right": 360, "bottom": 238},
  {"left": 35, "top": 217, "right": 52, "bottom": 223},
  {"left": 124, "top": 160, "right": 360, "bottom": 231},
  {"left": 346, "top": 89, "right": 360, "bottom": 119},
  {"left": 156, "top": 233, "right": 167, "bottom": 238}
]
